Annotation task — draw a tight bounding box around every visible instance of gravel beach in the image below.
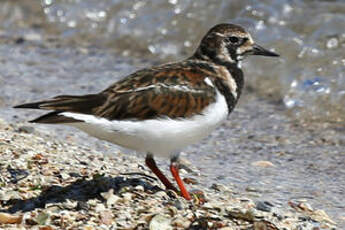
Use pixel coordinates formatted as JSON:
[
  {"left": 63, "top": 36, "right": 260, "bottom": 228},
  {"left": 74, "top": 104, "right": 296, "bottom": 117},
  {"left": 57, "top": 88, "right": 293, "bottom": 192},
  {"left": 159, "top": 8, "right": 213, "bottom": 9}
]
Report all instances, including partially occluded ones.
[{"left": 0, "top": 118, "right": 339, "bottom": 229}]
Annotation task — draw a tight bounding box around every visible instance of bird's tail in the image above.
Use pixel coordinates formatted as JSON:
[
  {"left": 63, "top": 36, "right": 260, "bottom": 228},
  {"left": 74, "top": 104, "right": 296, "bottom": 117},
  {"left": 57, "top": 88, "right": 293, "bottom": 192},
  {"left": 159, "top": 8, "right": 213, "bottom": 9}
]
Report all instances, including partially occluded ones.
[{"left": 14, "top": 94, "right": 105, "bottom": 124}]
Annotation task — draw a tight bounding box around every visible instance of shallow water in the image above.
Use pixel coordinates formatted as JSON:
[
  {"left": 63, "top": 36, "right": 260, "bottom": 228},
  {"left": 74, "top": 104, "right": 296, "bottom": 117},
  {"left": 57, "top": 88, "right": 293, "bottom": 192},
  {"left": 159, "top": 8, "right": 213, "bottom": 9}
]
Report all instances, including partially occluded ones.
[
  {"left": 0, "top": 0, "right": 344, "bottom": 226},
  {"left": 2, "top": 0, "right": 345, "bottom": 121}
]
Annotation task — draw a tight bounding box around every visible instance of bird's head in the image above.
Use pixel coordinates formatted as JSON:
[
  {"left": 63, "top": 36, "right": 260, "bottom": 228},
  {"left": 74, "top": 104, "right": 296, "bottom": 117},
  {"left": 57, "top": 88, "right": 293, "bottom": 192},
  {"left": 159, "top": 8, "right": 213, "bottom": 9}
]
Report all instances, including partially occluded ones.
[{"left": 194, "top": 23, "right": 279, "bottom": 66}]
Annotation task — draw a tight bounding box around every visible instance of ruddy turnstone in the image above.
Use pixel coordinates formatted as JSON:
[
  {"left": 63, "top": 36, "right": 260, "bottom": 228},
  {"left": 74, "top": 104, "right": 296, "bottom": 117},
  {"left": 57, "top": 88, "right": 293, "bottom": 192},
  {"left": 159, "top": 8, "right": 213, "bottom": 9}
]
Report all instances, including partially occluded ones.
[{"left": 14, "top": 23, "right": 279, "bottom": 200}]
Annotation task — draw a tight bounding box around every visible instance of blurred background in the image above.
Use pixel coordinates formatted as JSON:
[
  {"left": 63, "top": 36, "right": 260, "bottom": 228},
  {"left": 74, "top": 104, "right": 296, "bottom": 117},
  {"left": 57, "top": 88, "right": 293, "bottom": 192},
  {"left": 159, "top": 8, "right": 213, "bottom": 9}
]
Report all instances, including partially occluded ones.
[
  {"left": 1, "top": 0, "right": 345, "bottom": 122},
  {"left": 0, "top": 0, "right": 344, "bottom": 225}
]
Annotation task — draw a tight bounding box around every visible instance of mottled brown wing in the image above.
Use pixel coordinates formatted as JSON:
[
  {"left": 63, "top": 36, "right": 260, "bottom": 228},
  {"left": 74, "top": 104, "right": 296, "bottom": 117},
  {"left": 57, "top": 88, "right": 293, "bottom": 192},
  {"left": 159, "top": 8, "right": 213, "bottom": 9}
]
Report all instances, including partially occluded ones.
[
  {"left": 14, "top": 64, "right": 217, "bottom": 122},
  {"left": 96, "top": 68, "right": 217, "bottom": 120}
]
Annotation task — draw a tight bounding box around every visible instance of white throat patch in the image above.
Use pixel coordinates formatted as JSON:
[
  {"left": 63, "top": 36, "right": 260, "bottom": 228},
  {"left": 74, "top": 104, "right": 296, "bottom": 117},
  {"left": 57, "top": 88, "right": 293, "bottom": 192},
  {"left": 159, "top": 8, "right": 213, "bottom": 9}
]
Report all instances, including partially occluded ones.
[{"left": 217, "top": 41, "right": 235, "bottom": 63}]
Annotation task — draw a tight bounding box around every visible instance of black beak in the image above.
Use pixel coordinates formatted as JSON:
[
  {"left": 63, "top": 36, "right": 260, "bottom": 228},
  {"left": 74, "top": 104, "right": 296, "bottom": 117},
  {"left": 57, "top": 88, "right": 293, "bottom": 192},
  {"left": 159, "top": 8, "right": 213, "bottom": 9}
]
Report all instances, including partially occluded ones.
[{"left": 252, "top": 44, "right": 279, "bottom": 57}]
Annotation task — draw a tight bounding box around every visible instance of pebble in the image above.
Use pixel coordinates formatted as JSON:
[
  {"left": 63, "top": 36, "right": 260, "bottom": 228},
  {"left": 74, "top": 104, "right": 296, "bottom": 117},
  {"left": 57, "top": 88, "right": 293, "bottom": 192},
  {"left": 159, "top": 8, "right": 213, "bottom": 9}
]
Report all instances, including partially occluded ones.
[
  {"left": 100, "top": 211, "right": 113, "bottom": 225},
  {"left": 39, "top": 226, "right": 54, "bottom": 230},
  {"left": 95, "top": 203, "right": 106, "bottom": 212},
  {"left": 149, "top": 214, "right": 172, "bottom": 230},
  {"left": 122, "top": 192, "right": 133, "bottom": 201},
  {"left": 245, "top": 186, "right": 262, "bottom": 193},
  {"left": 155, "top": 191, "right": 169, "bottom": 200},
  {"left": 210, "top": 183, "right": 230, "bottom": 192},
  {"left": 251, "top": 160, "right": 275, "bottom": 168},
  {"left": 17, "top": 125, "right": 35, "bottom": 134},
  {"left": 326, "top": 38, "right": 338, "bottom": 49},
  {"left": 171, "top": 216, "right": 191, "bottom": 228},
  {"left": 172, "top": 199, "right": 185, "bottom": 210},
  {"left": 255, "top": 201, "right": 273, "bottom": 212},
  {"left": 76, "top": 201, "right": 89, "bottom": 211},
  {"left": 135, "top": 185, "right": 145, "bottom": 191},
  {"left": 0, "top": 213, "right": 23, "bottom": 224},
  {"left": 107, "top": 194, "right": 121, "bottom": 207}
]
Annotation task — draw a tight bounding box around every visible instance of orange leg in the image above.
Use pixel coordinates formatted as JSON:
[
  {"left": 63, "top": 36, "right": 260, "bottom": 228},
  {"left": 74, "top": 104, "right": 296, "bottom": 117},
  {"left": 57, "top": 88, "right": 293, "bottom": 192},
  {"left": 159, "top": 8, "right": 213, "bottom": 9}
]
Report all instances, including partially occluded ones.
[
  {"left": 170, "top": 161, "right": 192, "bottom": 200},
  {"left": 145, "top": 154, "right": 178, "bottom": 192}
]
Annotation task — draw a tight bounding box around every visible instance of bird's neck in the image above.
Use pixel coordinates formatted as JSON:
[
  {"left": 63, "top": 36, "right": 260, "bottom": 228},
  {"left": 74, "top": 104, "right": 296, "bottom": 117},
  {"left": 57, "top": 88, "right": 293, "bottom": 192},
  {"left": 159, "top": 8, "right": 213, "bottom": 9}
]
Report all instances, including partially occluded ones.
[{"left": 189, "top": 54, "right": 244, "bottom": 115}]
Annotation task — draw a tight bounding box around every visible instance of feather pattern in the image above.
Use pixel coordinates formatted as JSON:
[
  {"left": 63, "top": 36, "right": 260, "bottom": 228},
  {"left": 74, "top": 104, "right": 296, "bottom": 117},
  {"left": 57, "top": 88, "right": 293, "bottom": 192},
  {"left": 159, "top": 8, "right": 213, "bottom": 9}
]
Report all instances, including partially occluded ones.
[{"left": 15, "top": 60, "right": 235, "bottom": 123}]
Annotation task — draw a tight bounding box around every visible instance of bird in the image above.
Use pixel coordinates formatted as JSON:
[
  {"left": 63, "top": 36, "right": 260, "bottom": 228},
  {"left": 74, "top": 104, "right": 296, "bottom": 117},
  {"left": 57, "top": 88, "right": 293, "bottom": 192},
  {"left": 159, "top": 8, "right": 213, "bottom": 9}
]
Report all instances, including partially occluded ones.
[{"left": 14, "top": 23, "right": 279, "bottom": 200}]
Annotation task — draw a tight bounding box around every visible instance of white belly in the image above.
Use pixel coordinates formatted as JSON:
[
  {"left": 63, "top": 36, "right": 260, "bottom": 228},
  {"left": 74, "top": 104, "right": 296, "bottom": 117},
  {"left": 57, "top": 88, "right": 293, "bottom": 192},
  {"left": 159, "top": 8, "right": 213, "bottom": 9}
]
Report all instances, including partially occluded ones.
[{"left": 62, "top": 89, "right": 228, "bottom": 158}]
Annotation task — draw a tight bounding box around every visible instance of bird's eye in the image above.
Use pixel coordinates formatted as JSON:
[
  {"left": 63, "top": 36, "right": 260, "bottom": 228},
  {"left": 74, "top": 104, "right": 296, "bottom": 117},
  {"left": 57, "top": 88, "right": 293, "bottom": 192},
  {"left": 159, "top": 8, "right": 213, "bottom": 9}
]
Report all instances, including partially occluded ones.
[{"left": 228, "top": 36, "right": 239, "bottom": 43}]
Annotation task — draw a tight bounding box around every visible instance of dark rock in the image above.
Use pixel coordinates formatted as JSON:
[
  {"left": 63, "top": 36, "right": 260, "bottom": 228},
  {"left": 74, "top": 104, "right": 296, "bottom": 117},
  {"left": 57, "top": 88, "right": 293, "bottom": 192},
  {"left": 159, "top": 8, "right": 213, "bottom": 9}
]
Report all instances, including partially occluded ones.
[
  {"left": 256, "top": 201, "right": 273, "bottom": 212},
  {"left": 17, "top": 126, "right": 35, "bottom": 134},
  {"left": 76, "top": 201, "right": 89, "bottom": 211}
]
